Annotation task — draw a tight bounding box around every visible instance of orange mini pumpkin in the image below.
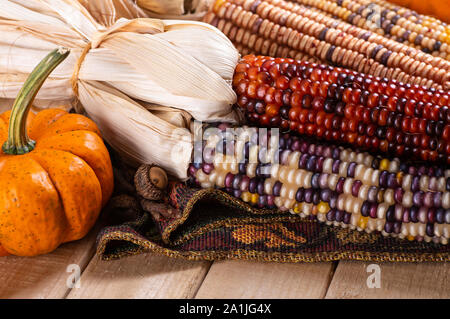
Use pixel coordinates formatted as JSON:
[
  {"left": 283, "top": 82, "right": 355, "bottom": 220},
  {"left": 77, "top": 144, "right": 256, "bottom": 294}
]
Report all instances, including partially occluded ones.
[
  {"left": 388, "top": 0, "right": 450, "bottom": 23},
  {"left": 0, "top": 48, "right": 114, "bottom": 257}
]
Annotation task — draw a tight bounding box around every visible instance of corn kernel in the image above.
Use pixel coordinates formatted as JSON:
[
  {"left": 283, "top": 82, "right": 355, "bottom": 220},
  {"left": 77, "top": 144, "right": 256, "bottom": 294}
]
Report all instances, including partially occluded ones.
[
  {"left": 358, "top": 216, "right": 369, "bottom": 229},
  {"left": 317, "top": 201, "right": 330, "bottom": 214},
  {"left": 213, "top": 0, "right": 226, "bottom": 13},
  {"left": 379, "top": 159, "right": 390, "bottom": 171},
  {"left": 396, "top": 171, "right": 403, "bottom": 184},
  {"left": 241, "top": 192, "right": 251, "bottom": 203},
  {"left": 250, "top": 193, "right": 258, "bottom": 204}
]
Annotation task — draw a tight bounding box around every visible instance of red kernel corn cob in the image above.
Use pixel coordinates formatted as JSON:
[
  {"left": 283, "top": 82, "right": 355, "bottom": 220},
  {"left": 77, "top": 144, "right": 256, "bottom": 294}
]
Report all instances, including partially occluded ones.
[{"left": 233, "top": 55, "right": 450, "bottom": 163}]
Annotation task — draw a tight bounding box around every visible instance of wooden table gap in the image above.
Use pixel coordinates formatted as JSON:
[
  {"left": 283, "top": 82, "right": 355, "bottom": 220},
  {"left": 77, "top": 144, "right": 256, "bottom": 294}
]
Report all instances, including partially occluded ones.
[{"left": 321, "top": 261, "right": 339, "bottom": 298}]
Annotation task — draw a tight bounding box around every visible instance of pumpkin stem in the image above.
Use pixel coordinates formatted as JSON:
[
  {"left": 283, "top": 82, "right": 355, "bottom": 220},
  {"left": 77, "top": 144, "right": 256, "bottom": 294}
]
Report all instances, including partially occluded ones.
[{"left": 2, "top": 48, "right": 70, "bottom": 155}]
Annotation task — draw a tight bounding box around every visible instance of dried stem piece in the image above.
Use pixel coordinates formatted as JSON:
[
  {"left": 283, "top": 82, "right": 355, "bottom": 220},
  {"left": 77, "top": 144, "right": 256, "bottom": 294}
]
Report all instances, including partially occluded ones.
[{"left": 134, "top": 164, "right": 169, "bottom": 201}]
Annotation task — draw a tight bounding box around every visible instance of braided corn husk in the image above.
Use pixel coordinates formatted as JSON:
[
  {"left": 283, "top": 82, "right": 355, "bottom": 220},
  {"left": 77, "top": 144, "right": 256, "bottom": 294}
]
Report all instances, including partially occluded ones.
[{"left": 0, "top": 0, "right": 241, "bottom": 179}]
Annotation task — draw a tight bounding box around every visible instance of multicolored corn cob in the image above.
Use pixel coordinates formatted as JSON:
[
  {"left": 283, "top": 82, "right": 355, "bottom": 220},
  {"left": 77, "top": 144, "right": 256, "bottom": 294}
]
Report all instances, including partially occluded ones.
[
  {"left": 289, "top": 0, "right": 450, "bottom": 57},
  {"left": 188, "top": 123, "right": 450, "bottom": 244},
  {"left": 369, "top": 0, "right": 450, "bottom": 30},
  {"left": 233, "top": 55, "right": 450, "bottom": 163},
  {"left": 204, "top": 0, "right": 450, "bottom": 89}
]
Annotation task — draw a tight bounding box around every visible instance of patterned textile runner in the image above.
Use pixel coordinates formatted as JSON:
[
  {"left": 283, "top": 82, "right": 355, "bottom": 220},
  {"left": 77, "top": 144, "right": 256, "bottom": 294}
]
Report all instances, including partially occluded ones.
[{"left": 96, "top": 158, "right": 450, "bottom": 262}]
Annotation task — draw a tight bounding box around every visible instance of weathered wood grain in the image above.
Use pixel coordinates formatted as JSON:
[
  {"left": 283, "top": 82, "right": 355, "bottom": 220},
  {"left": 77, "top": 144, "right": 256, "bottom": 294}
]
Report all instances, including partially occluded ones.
[
  {"left": 195, "top": 260, "right": 336, "bottom": 299},
  {"left": 0, "top": 228, "right": 97, "bottom": 299},
  {"left": 67, "top": 254, "right": 211, "bottom": 299},
  {"left": 325, "top": 261, "right": 450, "bottom": 299}
]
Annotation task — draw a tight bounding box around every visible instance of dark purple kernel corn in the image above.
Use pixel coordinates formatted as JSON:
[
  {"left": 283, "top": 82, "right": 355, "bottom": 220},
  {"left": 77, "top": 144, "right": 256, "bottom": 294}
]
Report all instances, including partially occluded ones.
[
  {"left": 273, "top": 181, "right": 282, "bottom": 196},
  {"left": 327, "top": 209, "right": 336, "bottom": 221},
  {"left": 411, "top": 175, "right": 420, "bottom": 192},
  {"left": 239, "top": 163, "right": 247, "bottom": 174},
  {"left": 329, "top": 193, "right": 338, "bottom": 208},
  {"left": 258, "top": 194, "right": 266, "bottom": 207},
  {"left": 394, "top": 188, "right": 404, "bottom": 203},
  {"left": 311, "top": 173, "right": 321, "bottom": 188},
  {"left": 380, "top": 50, "right": 392, "bottom": 66},
  {"left": 352, "top": 180, "right": 362, "bottom": 197},
  {"left": 257, "top": 180, "right": 265, "bottom": 195},
  {"left": 319, "top": 28, "right": 329, "bottom": 41},
  {"left": 386, "top": 205, "right": 396, "bottom": 222},
  {"left": 426, "top": 223, "right": 435, "bottom": 237},
  {"left": 225, "top": 173, "right": 234, "bottom": 188},
  {"left": 336, "top": 210, "right": 345, "bottom": 222},
  {"left": 313, "top": 192, "right": 321, "bottom": 204},
  {"left": 361, "top": 201, "right": 370, "bottom": 216},
  {"left": 371, "top": 44, "right": 384, "bottom": 59},
  {"left": 307, "top": 155, "right": 317, "bottom": 171},
  {"left": 379, "top": 170, "right": 389, "bottom": 187},
  {"left": 428, "top": 208, "right": 436, "bottom": 224},
  {"left": 296, "top": 188, "right": 304, "bottom": 202},
  {"left": 413, "top": 191, "right": 424, "bottom": 206},
  {"left": 343, "top": 212, "right": 351, "bottom": 224},
  {"left": 249, "top": 177, "right": 258, "bottom": 193},
  {"left": 436, "top": 208, "right": 445, "bottom": 224},
  {"left": 321, "top": 189, "right": 332, "bottom": 202},
  {"left": 326, "top": 45, "right": 336, "bottom": 63},
  {"left": 410, "top": 206, "right": 419, "bottom": 223},
  {"left": 347, "top": 162, "right": 357, "bottom": 177},
  {"left": 304, "top": 189, "right": 314, "bottom": 203},
  {"left": 231, "top": 175, "right": 241, "bottom": 191},
  {"left": 336, "top": 177, "right": 345, "bottom": 193},
  {"left": 384, "top": 221, "right": 394, "bottom": 233},
  {"left": 434, "top": 192, "right": 442, "bottom": 207},
  {"left": 332, "top": 159, "right": 341, "bottom": 173},
  {"left": 369, "top": 204, "right": 378, "bottom": 218}
]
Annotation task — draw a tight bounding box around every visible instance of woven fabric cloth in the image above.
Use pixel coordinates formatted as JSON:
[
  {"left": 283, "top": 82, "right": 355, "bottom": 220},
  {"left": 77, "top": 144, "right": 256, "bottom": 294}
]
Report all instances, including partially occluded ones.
[{"left": 96, "top": 181, "right": 450, "bottom": 262}]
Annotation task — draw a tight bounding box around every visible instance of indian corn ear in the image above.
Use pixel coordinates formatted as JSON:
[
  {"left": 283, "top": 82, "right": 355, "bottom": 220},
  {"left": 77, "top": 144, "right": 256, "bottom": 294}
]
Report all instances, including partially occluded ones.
[
  {"left": 233, "top": 55, "right": 449, "bottom": 164},
  {"left": 188, "top": 123, "right": 450, "bottom": 244},
  {"left": 204, "top": 0, "right": 450, "bottom": 89}
]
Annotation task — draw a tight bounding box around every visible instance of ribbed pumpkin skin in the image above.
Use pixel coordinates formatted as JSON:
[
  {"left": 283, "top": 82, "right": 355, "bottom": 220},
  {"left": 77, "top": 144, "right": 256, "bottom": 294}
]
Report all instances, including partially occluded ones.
[
  {"left": 389, "top": 0, "right": 450, "bottom": 23},
  {"left": 0, "top": 109, "right": 114, "bottom": 256}
]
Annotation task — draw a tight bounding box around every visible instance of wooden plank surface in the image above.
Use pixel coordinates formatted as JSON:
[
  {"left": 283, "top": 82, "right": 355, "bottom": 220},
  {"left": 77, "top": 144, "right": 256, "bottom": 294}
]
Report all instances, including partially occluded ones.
[
  {"left": 0, "top": 228, "right": 98, "bottom": 299},
  {"left": 67, "top": 254, "right": 211, "bottom": 299},
  {"left": 325, "top": 261, "right": 450, "bottom": 299},
  {"left": 195, "top": 260, "right": 336, "bottom": 299}
]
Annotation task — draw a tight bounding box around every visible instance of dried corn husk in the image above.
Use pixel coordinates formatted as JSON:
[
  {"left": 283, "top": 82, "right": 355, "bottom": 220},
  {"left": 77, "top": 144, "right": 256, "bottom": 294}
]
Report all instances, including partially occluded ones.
[
  {"left": 0, "top": 0, "right": 240, "bottom": 179},
  {"left": 78, "top": 0, "right": 148, "bottom": 26},
  {"left": 137, "top": 0, "right": 214, "bottom": 19},
  {"left": 137, "top": 0, "right": 185, "bottom": 15}
]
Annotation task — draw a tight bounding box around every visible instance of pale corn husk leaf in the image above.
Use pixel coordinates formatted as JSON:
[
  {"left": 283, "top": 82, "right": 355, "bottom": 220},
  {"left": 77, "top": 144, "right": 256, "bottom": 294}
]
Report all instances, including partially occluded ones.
[
  {"left": 143, "top": 103, "right": 193, "bottom": 129},
  {"left": 188, "top": 0, "right": 215, "bottom": 14},
  {"left": 137, "top": 0, "right": 184, "bottom": 15},
  {"left": 78, "top": 80, "right": 193, "bottom": 178},
  {"left": 137, "top": 0, "right": 214, "bottom": 20},
  {"left": 0, "top": 98, "right": 71, "bottom": 113},
  {"left": 0, "top": 0, "right": 240, "bottom": 179},
  {"left": 78, "top": 0, "right": 148, "bottom": 27}
]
